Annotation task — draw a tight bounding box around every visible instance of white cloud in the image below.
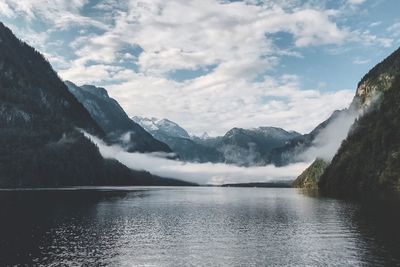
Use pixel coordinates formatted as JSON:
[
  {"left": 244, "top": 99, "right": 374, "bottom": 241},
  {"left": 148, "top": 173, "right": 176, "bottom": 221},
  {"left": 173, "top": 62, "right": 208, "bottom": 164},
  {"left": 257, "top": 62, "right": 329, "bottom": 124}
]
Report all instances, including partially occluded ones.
[
  {"left": 349, "top": 29, "right": 394, "bottom": 48},
  {"left": 353, "top": 58, "right": 370, "bottom": 64},
  {"left": 0, "top": 2, "right": 14, "bottom": 17},
  {"left": 65, "top": 1, "right": 348, "bottom": 75},
  {"left": 4, "top": 0, "right": 379, "bottom": 136},
  {"left": 388, "top": 22, "right": 400, "bottom": 37},
  {"left": 101, "top": 73, "right": 354, "bottom": 136},
  {"left": 369, "top": 21, "right": 382, "bottom": 27},
  {"left": 347, "top": 0, "right": 366, "bottom": 5},
  {"left": 1, "top": 0, "right": 108, "bottom": 30},
  {"left": 50, "top": 0, "right": 355, "bottom": 135}
]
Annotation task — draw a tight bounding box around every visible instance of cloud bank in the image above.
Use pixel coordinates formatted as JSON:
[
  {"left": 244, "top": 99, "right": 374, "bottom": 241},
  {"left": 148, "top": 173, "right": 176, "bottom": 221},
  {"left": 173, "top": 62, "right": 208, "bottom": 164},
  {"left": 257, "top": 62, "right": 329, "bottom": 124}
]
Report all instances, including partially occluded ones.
[
  {"left": 86, "top": 133, "right": 310, "bottom": 185},
  {"left": 298, "top": 109, "right": 358, "bottom": 162}
]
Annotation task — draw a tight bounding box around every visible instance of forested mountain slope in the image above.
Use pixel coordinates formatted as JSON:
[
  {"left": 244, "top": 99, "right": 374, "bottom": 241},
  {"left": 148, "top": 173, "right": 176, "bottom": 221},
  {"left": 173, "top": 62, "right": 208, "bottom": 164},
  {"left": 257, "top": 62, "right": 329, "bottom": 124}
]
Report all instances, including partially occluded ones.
[{"left": 0, "top": 22, "right": 191, "bottom": 187}]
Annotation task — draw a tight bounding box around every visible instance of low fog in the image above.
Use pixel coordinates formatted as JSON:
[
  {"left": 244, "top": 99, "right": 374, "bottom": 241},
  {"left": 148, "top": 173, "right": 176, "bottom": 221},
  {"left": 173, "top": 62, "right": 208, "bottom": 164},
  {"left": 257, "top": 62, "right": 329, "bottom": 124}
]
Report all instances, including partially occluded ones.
[
  {"left": 298, "top": 109, "right": 358, "bottom": 162},
  {"left": 85, "top": 133, "right": 310, "bottom": 185},
  {"left": 298, "top": 93, "right": 382, "bottom": 162}
]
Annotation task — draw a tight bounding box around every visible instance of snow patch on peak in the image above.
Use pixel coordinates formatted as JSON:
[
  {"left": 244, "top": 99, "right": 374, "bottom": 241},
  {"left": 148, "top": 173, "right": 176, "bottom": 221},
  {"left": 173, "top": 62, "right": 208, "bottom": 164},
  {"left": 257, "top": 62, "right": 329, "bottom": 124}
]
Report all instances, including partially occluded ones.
[
  {"left": 157, "top": 118, "right": 190, "bottom": 139},
  {"left": 200, "top": 132, "right": 210, "bottom": 139},
  {"left": 132, "top": 116, "right": 159, "bottom": 131},
  {"left": 132, "top": 116, "right": 190, "bottom": 138}
]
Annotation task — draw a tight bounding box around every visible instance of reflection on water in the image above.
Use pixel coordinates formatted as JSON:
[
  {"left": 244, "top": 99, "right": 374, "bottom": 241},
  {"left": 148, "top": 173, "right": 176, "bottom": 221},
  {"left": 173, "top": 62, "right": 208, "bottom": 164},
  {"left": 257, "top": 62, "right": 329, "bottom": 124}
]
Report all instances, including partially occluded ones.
[{"left": 0, "top": 187, "right": 399, "bottom": 266}]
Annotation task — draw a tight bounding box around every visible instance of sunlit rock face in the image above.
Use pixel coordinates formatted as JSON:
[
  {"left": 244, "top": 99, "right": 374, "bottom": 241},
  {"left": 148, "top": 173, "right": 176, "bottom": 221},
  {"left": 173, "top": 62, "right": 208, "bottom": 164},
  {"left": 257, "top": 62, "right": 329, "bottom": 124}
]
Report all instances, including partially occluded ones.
[{"left": 351, "top": 47, "right": 400, "bottom": 110}]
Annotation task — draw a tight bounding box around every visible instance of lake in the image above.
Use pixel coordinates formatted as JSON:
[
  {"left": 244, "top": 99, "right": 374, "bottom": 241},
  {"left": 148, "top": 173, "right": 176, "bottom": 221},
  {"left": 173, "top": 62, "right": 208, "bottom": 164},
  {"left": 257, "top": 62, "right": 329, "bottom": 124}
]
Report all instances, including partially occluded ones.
[{"left": 0, "top": 187, "right": 399, "bottom": 266}]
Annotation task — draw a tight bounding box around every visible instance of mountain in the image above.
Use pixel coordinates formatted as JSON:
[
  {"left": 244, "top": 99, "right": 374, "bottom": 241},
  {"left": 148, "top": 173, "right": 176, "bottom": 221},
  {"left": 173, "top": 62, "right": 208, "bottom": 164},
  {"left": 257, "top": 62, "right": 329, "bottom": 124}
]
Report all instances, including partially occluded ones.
[
  {"left": 132, "top": 116, "right": 190, "bottom": 139},
  {"left": 0, "top": 22, "right": 192, "bottom": 187},
  {"left": 319, "top": 47, "right": 400, "bottom": 195},
  {"left": 196, "top": 127, "right": 301, "bottom": 166},
  {"left": 132, "top": 116, "right": 223, "bottom": 162},
  {"left": 134, "top": 116, "right": 302, "bottom": 165},
  {"left": 65, "top": 82, "right": 171, "bottom": 153}
]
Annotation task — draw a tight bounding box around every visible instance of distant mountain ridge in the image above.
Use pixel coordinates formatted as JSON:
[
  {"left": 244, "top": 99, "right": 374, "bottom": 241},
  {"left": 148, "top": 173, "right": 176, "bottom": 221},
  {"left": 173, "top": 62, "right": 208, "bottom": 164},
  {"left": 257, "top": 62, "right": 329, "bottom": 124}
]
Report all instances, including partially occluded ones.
[
  {"left": 199, "top": 126, "right": 301, "bottom": 166},
  {"left": 134, "top": 116, "right": 302, "bottom": 166}
]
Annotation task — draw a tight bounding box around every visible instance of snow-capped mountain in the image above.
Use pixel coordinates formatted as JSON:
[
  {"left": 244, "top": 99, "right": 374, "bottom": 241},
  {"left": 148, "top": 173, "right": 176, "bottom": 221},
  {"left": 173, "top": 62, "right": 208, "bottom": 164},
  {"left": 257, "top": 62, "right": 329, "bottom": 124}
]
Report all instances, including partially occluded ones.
[
  {"left": 132, "top": 116, "right": 190, "bottom": 139},
  {"left": 132, "top": 116, "right": 223, "bottom": 163},
  {"left": 133, "top": 116, "right": 303, "bottom": 166}
]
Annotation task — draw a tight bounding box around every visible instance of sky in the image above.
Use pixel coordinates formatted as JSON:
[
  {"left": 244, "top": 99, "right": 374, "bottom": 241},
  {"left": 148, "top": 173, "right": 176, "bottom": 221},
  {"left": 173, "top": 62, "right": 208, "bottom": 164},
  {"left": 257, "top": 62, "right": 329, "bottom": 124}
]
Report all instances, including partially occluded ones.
[{"left": 1, "top": 0, "right": 400, "bottom": 136}]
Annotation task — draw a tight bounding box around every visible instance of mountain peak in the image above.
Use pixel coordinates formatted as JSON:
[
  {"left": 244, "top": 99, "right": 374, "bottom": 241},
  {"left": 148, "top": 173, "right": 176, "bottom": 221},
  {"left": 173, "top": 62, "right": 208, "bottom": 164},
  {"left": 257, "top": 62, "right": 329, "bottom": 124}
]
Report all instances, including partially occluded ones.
[
  {"left": 65, "top": 81, "right": 109, "bottom": 99},
  {"left": 132, "top": 116, "right": 190, "bottom": 139}
]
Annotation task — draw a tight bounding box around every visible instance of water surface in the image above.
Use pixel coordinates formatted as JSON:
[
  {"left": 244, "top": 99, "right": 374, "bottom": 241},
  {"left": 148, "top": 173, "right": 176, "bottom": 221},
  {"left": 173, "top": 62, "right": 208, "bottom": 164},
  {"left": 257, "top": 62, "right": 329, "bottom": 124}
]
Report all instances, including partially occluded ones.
[{"left": 0, "top": 187, "right": 399, "bottom": 266}]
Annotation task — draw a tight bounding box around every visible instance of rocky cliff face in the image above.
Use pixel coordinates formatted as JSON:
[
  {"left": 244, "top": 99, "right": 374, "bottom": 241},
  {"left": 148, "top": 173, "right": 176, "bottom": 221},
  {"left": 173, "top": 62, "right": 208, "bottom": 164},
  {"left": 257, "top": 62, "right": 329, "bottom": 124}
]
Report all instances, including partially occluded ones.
[
  {"left": 319, "top": 47, "right": 400, "bottom": 195},
  {"left": 351, "top": 47, "right": 400, "bottom": 109}
]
